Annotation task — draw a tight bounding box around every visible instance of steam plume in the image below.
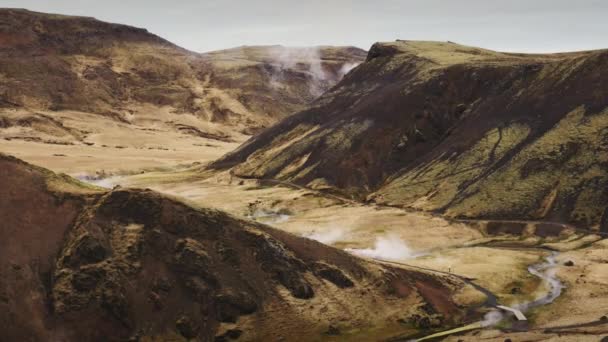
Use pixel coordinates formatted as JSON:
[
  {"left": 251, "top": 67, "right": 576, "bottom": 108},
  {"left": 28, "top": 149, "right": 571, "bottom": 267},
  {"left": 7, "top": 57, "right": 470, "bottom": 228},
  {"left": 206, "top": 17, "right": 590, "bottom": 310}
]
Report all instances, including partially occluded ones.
[
  {"left": 480, "top": 310, "right": 504, "bottom": 327},
  {"left": 265, "top": 46, "right": 358, "bottom": 97},
  {"left": 304, "top": 227, "right": 347, "bottom": 245},
  {"left": 345, "top": 234, "right": 418, "bottom": 261}
]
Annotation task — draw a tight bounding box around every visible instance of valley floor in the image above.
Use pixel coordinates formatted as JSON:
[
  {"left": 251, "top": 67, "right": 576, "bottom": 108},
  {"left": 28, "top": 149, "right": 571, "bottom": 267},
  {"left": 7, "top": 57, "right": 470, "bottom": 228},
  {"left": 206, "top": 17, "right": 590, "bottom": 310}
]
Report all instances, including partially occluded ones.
[{"left": 3, "top": 138, "right": 608, "bottom": 341}]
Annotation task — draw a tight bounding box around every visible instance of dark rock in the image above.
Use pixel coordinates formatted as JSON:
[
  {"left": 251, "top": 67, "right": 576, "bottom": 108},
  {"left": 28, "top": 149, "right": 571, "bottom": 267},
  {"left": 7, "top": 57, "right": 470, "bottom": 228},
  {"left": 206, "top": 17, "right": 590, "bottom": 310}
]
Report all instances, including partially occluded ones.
[
  {"left": 184, "top": 276, "right": 212, "bottom": 301},
  {"left": 564, "top": 260, "right": 575, "bottom": 267},
  {"left": 454, "top": 103, "right": 467, "bottom": 118},
  {"left": 239, "top": 231, "right": 313, "bottom": 298},
  {"left": 214, "top": 329, "right": 243, "bottom": 341},
  {"left": 315, "top": 263, "right": 354, "bottom": 288},
  {"left": 325, "top": 325, "right": 340, "bottom": 335},
  {"left": 146, "top": 228, "right": 172, "bottom": 251},
  {"left": 601, "top": 208, "right": 608, "bottom": 233},
  {"left": 100, "top": 190, "right": 161, "bottom": 225},
  {"left": 486, "top": 221, "right": 526, "bottom": 236},
  {"left": 412, "top": 315, "right": 432, "bottom": 329},
  {"left": 225, "top": 329, "right": 242, "bottom": 339},
  {"left": 147, "top": 291, "right": 162, "bottom": 310},
  {"left": 100, "top": 283, "right": 129, "bottom": 325},
  {"left": 173, "top": 239, "right": 214, "bottom": 282},
  {"left": 510, "top": 287, "right": 521, "bottom": 294},
  {"left": 216, "top": 241, "right": 239, "bottom": 266},
  {"left": 409, "top": 313, "right": 442, "bottom": 329},
  {"left": 71, "top": 267, "right": 105, "bottom": 291},
  {"left": 68, "top": 234, "right": 108, "bottom": 267},
  {"left": 244, "top": 232, "right": 304, "bottom": 269},
  {"left": 420, "top": 303, "right": 435, "bottom": 314},
  {"left": 152, "top": 277, "right": 172, "bottom": 293},
  {"left": 214, "top": 290, "right": 257, "bottom": 323},
  {"left": 176, "top": 315, "right": 198, "bottom": 339},
  {"left": 276, "top": 269, "right": 314, "bottom": 299},
  {"left": 600, "top": 315, "right": 608, "bottom": 321},
  {"left": 366, "top": 43, "right": 401, "bottom": 61}
]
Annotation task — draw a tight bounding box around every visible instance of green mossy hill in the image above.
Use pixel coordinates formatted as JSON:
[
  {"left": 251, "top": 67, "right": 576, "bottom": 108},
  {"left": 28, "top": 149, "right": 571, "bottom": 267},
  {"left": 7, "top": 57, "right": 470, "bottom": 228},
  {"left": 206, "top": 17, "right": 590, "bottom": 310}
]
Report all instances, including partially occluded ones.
[{"left": 212, "top": 40, "right": 608, "bottom": 229}]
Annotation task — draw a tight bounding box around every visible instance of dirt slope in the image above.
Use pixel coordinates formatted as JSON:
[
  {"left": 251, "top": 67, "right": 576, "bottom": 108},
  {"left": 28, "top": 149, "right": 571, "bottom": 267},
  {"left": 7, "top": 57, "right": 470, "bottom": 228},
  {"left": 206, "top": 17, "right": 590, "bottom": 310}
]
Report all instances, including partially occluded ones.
[
  {"left": 0, "top": 153, "right": 477, "bottom": 341},
  {"left": 211, "top": 40, "right": 608, "bottom": 230},
  {"left": 0, "top": 9, "right": 366, "bottom": 140}
]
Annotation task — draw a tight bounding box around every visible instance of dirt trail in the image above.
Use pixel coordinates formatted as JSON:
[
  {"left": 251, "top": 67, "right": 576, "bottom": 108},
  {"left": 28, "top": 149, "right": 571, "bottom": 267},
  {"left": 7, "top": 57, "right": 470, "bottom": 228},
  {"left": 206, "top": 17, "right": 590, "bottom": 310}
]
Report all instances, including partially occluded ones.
[
  {"left": 256, "top": 177, "right": 606, "bottom": 239},
  {"left": 255, "top": 178, "right": 362, "bottom": 205},
  {"left": 456, "top": 218, "right": 608, "bottom": 238}
]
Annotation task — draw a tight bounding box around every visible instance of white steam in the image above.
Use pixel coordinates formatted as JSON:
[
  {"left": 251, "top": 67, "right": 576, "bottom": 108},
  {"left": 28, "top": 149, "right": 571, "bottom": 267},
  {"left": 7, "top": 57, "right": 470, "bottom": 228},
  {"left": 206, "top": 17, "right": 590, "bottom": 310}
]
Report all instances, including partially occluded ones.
[
  {"left": 75, "top": 174, "right": 122, "bottom": 189},
  {"left": 480, "top": 310, "right": 503, "bottom": 327},
  {"left": 304, "top": 230, "right": 419, "bottom": 261},
  {"left": 266, "top": 46, "right": 358, "bottom": 97},
  {"left": 268, "top": 46, "right": 328, "bottom": 97},
  {"left": 338, "top": 62, "right": 360, "bottom": 78},
  {"left": 345, "top": 234, "right": 419, "bottom": 261},
  {"left": 305, "top": 228, "right": 348, "bottom": 245},
  {"left": 247, "top": 209, "right": 291, "bottom": 224}
]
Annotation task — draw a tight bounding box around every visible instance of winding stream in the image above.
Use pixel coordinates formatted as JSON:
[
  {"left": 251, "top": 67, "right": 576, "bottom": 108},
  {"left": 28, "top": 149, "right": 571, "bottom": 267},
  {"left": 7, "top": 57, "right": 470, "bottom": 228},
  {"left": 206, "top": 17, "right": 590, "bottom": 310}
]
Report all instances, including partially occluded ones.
[
  {"left": 414, "top": 251, "right": 565, "bottom": 341},
  {"left": 516, "top": 252, "right": 564, "bottom": 312}
]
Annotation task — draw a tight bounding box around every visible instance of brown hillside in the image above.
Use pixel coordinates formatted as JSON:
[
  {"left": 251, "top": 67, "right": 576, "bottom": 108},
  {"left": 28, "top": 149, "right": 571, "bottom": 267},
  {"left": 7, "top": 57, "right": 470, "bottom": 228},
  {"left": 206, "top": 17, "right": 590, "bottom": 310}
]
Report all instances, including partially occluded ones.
[
  {"left": 0, "top": 153, "right": 477, "bottom": 341},
  {"left": 211, "top": 40, "right": 608, "bottom": 230},
  {"left": 0, "top": 9, "right": 366, "bottom": 137}
]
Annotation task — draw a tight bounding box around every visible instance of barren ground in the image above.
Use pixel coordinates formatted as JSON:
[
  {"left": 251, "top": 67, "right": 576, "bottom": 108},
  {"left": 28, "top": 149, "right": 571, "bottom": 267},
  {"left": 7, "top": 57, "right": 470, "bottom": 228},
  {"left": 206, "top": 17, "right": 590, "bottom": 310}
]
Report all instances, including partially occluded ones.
[{"left": 0, "top": 109, "right": 244, "bottom": 174}]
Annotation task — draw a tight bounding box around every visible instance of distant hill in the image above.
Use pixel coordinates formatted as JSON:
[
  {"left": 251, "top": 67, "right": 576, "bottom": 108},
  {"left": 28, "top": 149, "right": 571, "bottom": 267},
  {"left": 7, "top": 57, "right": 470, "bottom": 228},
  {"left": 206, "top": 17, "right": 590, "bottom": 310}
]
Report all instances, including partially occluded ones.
[
  {"left": 0, "top": 9, "right": 366, "bottom": 138},
  {"left": 212, "top": 40, "right": 608, "bottom": 230}
]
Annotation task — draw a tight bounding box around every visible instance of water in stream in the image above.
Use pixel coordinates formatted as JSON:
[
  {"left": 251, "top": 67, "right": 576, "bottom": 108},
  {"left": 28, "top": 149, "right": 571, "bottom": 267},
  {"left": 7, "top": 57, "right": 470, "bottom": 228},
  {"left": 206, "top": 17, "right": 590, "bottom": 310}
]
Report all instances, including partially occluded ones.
[
  {"left": 516, "top": 251, "right": 565, "bottom": 312},
  {"left": 415, "top": 251, "right": 566, "bottom": 341},
  {"left": 246, "top": 209, "right": 291, "bottom": 224},
  {"left": 483, "top": 251, "right": 565, "bottom": 327},
  {"left": 75, "top": 174, "right": 123, "bottom": 189}
]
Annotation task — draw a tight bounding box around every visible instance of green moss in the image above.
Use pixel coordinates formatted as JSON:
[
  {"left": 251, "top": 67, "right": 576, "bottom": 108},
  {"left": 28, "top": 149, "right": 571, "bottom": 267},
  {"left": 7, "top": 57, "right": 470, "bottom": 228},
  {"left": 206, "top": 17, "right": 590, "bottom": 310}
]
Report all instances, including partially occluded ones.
[
  {"left": 379, "top": 122, "right": 530, "bottom": 210},
  {"left": 449, "top": 107, "right": 608, "bottom": 222}
]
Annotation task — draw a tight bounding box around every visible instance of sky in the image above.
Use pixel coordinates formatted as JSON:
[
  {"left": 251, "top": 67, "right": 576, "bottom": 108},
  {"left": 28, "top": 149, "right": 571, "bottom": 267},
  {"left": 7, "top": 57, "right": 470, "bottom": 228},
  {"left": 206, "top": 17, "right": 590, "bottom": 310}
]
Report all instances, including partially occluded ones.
[{"left": 1, "top": 0, "right": 607, "bottom": 53}]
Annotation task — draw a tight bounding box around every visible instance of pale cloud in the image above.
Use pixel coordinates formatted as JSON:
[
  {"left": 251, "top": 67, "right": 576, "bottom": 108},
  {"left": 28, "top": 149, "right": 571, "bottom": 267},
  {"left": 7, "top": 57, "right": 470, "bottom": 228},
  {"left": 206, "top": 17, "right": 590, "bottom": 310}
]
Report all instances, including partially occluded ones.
[{"left": 1, "top": 0, "right": 606, "bottom": 53}]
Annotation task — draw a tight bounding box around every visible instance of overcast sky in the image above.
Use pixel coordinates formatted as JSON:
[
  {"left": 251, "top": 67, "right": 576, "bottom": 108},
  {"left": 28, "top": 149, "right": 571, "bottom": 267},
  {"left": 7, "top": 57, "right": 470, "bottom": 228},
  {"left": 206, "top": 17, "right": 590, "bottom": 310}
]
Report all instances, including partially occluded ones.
[{"left": 1, "top": 0, "right": 607, "bottom": 53}]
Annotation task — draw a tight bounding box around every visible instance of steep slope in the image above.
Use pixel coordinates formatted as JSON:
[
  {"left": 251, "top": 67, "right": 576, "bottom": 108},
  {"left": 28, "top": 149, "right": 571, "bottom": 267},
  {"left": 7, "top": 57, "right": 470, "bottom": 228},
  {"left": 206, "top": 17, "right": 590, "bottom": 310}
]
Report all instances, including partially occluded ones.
[
  {"left": 211, "top": 40, "right": 608, "bottom": 230},
  {"left": 0, "top": 9, "right": 366, "bottom": 139},
  {"left": 0, "top": 153, "right": 478, "bottom": 341}
]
